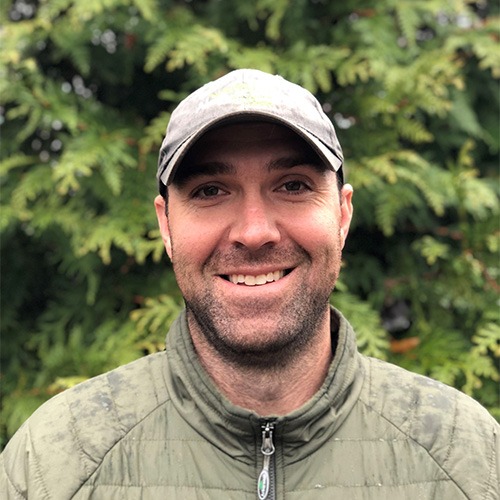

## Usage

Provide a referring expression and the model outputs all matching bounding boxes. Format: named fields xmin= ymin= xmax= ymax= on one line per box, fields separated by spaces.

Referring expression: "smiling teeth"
xmin=229 ymin=270 xmax=285 ymax=286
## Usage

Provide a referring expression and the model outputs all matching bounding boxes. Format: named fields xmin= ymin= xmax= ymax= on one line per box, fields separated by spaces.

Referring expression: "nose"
xmin=228 ymin=196 xmax=281 ymax=250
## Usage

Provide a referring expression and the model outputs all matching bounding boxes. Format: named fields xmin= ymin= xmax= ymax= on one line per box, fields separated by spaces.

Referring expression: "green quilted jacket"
xmin=1 ymin=309 xmax=498 ymax=499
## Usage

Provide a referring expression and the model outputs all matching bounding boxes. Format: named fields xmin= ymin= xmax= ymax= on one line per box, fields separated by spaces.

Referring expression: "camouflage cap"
xmin=157 ymin=69 xmax=344 ymax=190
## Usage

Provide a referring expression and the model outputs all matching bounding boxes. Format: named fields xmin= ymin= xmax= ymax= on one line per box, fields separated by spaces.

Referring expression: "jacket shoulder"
xmin=1 ymin=351 xmax=170 ymax=499
xmin=360 ymin=356 xmax=499 ymax=499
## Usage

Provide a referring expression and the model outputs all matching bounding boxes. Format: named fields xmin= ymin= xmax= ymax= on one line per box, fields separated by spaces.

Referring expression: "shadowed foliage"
xmin=1 ymin=0 xmax=498 ymax=447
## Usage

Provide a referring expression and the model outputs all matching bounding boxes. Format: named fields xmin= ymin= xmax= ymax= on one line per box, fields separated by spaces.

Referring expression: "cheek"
xmin=169 ymin=220 xmax=222 ymax=265
xmin=290 ymin=211 xmax=340 ymax=248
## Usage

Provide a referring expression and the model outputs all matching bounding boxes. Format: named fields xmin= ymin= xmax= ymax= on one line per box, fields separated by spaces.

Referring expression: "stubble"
xmin=174 ymin=242 xmax=342 ymax=369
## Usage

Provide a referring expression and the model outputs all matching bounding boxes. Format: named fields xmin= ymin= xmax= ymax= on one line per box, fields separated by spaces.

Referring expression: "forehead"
xmin=175 ymin=122 xmax=323 ymax=179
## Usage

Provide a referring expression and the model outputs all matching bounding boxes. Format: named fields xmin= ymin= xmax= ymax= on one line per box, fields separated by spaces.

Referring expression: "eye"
xmin=278 ymin=179 xmax=311 ymax=194
xmin=191 ymin=184 xmax=226 ymax=199
xmin=284 ymin=181 xmax=303 ymax=192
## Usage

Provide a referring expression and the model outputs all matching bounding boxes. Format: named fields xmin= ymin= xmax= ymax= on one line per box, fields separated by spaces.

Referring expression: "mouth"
xmin=221 ymin=269 xmax=292 ymax=286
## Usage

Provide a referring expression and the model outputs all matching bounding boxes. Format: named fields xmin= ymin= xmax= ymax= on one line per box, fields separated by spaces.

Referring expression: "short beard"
xmin=184 ymin=281 xmax=332 ymax=370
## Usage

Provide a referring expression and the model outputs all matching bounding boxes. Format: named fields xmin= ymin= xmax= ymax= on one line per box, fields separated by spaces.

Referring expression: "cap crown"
xmin=158 ymin=69 xmax=343 ymax=186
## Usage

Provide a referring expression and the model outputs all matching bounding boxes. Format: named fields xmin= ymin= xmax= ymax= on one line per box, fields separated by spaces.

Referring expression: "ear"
xmin=154 ymin=195 xmax=173 ymax=259
xmin=339 ymin=184 xmax=354 ymax=249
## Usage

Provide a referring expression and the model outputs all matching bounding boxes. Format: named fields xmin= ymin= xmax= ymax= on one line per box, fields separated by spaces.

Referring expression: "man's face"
xmin=155 ymin=122 xmax=353 ymax=366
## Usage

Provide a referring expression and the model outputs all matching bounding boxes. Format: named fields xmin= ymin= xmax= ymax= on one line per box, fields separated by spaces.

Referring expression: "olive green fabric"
xmin=1 ymin=309 xmax=498 ymax=499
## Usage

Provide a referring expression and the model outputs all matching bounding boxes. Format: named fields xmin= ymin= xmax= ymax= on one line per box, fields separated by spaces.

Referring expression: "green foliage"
xmin=1 ymin=0 xmax=499 ymax=448
xmin=332 ymin=283 xmax=390 ymax=360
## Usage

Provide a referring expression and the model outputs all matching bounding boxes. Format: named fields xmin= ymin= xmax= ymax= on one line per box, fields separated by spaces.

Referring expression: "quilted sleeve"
xmin=0 ymin=420 xmax=46 ymax=499
xmin=0 ymin=352 xmax=170 ymax=499
xmin=0 ymin=388 xmax=101 ymax=500
xmin=365 ymin=356 xmax=500 ymax=499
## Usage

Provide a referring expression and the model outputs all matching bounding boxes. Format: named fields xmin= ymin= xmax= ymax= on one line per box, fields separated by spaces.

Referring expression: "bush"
xmin=1 ymin=0 xmax=498 ymax=447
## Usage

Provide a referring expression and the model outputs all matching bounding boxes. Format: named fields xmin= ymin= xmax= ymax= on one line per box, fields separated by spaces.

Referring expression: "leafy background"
xmin=1 ymin=0 xmax=499 ymax=448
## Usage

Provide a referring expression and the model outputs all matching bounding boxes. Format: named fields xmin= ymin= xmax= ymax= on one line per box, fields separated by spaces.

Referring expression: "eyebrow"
xmin=173 ymin=154 xmax=327 ymax=187
xmin=267 ymin=155 xmax=326 ymax=172
xmin=173 ymin=162 xmax=235 ymax=187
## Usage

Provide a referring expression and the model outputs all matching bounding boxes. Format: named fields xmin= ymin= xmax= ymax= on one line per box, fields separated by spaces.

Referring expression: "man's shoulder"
xmin=1 ymin=351 xmax=170 ymax=499
xmin=361 ymin=355 xmax=496 ymax=427
xmin=358 ymin=355 xmax=499 ymax=498
xmin=31 ymin=349 xmax=169 ymax=435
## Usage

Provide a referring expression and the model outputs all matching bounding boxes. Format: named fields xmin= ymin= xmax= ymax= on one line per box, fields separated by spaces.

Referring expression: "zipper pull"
xmin=257 ymin=422 xmax=275 ymax=500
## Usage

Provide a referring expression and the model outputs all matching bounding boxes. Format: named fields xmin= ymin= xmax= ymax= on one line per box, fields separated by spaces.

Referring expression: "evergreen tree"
xmin=1 ymin=0 xmax=498 ymax=447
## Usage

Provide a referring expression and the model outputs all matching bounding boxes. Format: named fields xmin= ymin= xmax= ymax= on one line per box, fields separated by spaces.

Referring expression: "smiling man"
xmin=1 ymin=69 xmax=498 ymax=499
xmin=155 ymin=122 xmax=352 ymax=415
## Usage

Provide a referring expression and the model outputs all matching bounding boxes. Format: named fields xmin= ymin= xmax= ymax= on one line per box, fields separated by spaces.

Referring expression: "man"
xmin=1 ymin=69 xmax=498 ymax=499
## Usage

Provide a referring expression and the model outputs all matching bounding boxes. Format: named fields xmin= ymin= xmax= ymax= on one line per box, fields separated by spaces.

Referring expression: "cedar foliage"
xmin=1 ymin=0 xmax=499 ymax=446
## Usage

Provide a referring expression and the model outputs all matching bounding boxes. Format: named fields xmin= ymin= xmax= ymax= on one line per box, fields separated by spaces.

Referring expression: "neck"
xmin=187 ymin=311 xmax=334 ymax=416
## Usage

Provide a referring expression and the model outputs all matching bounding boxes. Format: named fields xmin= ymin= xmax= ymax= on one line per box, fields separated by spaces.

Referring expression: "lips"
xmin=224 ymin=269 xmax=288 ymax=286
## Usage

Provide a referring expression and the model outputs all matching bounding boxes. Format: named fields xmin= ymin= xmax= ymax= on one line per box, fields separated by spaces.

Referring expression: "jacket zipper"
xmin=257 ymin=421 xmax=276 ymax=500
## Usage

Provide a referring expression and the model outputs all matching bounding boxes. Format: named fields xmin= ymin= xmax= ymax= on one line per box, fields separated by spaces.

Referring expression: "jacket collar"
xmin=163 ymin=307 xmax=364 ymax=464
